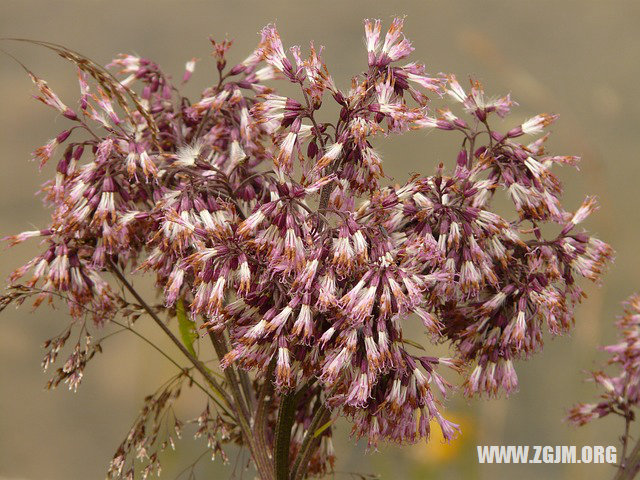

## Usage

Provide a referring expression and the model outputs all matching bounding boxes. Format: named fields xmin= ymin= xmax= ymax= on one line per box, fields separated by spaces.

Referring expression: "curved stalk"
xmin=108 ymin=261 xmax=233 ymax=407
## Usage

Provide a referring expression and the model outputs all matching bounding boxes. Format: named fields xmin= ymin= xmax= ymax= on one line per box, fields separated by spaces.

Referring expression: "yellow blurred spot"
xmin=409 ymin=412 xmax=473 ymax=464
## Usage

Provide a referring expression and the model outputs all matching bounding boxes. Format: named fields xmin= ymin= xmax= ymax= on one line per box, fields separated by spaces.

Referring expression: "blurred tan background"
xmin=1 ymin=1 xmax=640 ymax=479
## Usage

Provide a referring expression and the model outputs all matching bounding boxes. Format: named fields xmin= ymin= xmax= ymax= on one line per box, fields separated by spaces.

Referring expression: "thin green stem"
xmin=208 ymin=333 xmax=252 ymax=425
xmin=209 ymin=327 xmax=255 ymax=411
xmin=108 ymin=318 xmax=234 ymax=419
xmin=240 ymin=367 xmax=256 ymax=411
xmin=109 ymin=261 xmax=273 ymax=477
xmin=290 ymin=404 xmax=330 ymax=480
xmin=208 ymin=332 xmax=272 ymax=479
xmin=107 ymin=260 xmax=234 ymax=409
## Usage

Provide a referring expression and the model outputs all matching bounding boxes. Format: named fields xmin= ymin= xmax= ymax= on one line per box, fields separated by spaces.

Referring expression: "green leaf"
xmin=313 ymin=419 xmax=334 ymax=438
xmin=176 ymin=298 xmax=198 ymax=357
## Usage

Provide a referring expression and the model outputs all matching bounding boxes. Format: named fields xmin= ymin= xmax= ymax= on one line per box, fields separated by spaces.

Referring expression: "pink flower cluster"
xmin=568 ymin=295 xmax=640 ymax=426
xmin=4 ymin=17 xmax=612 ymax=477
